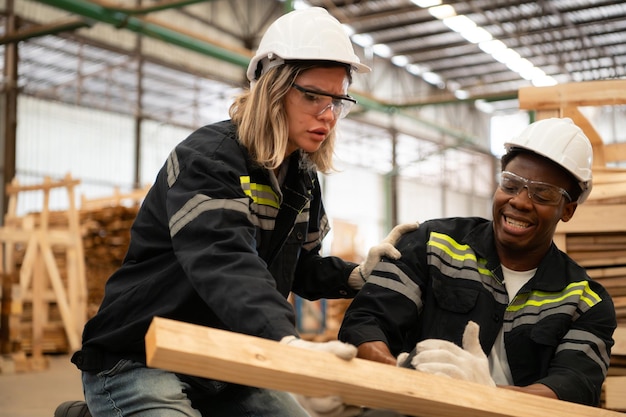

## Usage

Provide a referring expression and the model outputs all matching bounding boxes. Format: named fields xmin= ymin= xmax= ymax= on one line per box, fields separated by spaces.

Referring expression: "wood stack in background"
xmin=0 ymin=180 xmax=146 ymax=373
xmin=80 ymin=205 xmax=140 ymax=318
xmin=520 ymin=80 xmax=626 ymax=411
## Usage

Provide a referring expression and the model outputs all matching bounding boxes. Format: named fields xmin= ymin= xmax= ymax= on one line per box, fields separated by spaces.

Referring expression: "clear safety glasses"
xmin=291 ymin=83 xmax=357 ymax=119
xmin=499 ymin=171 xmax=572 ymax=206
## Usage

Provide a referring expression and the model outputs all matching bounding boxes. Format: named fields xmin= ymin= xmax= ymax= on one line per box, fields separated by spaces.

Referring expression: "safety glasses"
xmin=291 ymin=83 xmax=357 ymax=119
xmin=499 ymin=171 xmax=571 ymax=205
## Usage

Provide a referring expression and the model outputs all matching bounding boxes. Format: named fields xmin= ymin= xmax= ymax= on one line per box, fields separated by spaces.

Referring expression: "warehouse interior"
xmin=1 ymin=0 xmax=626 ymax=415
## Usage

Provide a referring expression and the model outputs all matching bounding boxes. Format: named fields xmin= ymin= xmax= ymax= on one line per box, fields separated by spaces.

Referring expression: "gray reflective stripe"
xmin=556 ymin=334 xmax=609 ymax=374
xmin=295 ymin=210 xmax=309 ymax=224
xmin=250 ymin=201 xmax=279 ymax=218
xmin=566 ymin=329 xmax=611 ymax=369
xmin=169 ymin=194 xmax=251 ymax=237
xmin=303 ymin=230 xmax=319 ymax=251
xmin=502 ymin=302 xmax=583 ymax=332
xmin=302 ymin=212 xmax=328 ymax=251
xmin=508 ymin=281 xmax=601 ymax=314
xmin=427 ymin=240 xmax=507 ymax=305
xmin=166 ymin=150 xmax=180 ymax=187
xmin=367 ymin=262 xmax=423 ymax=312
xmin=503 ymin=281 xmax=604 ymax=332
xmin=256 ymin=217 xmax=276 ymax=231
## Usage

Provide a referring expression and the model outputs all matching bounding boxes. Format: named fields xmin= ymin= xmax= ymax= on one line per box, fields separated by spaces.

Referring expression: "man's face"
xmin=492 ymin=152 xmax=578 ymax=269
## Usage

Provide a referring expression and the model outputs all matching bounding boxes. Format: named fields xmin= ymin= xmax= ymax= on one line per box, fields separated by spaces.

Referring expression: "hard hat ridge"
xmin=504 ymin=117 xmax=594 ymax=203
xmin=247 ymin=7 xmax=371 ymax=83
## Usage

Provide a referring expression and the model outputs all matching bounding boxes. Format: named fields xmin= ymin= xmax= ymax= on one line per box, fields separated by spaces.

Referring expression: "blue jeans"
xmin=82 ymin=359 xmax=310 ymax=417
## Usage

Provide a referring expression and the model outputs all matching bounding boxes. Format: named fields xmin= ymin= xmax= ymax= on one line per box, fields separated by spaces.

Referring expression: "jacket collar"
xmin=465 ymin=221 xmax=569 ymax=292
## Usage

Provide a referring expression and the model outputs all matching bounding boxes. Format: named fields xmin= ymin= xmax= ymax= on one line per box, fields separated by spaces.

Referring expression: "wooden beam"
xmin=613 ymin=326 xmax=626 ymax=356
xmin=518 ymin=80 xmax=626 ymax=109
xmin=604 ymin=376 xmax=626 ymax=411
xmin=145 ymin=317 xmax=622 ymax=417
xmin=561 ymin=107 xmax=605 ymax=166
xmin=603 ymin=143 xmax=626 ymax=164
xmin=557 ymin=204 xmax=626 ymax=234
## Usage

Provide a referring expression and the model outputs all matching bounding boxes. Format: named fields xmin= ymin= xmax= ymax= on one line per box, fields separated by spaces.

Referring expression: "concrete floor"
xmin=0 ymin=354 xmax=84 ymax=417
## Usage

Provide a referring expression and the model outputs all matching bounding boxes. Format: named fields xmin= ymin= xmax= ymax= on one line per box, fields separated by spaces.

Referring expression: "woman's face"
xmin=284 ymin=66 xmax=350 ymax=156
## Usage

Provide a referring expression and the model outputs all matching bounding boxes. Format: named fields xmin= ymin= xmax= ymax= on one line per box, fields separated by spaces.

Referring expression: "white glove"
xmin=396 ymin=352 xmax=409 ymax=367
xmin=281 ymin=337 xmax=361 ymax=417
xmin=280 ymin=336 xmax=357 ymax=360
xmin=293 ymin=393 xmax=362 ymax=417
xmin=410 ymin=321 xmax=495 ymax=387
xmin=349 ymin=222 xmax=419 ymax=290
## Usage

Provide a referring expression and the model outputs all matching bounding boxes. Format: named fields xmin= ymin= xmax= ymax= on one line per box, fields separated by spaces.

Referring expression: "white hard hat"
xmin=504 ymin=117 xmax=593 ymax=203
xmin=247 ymin=7 xmax=371 ymax=82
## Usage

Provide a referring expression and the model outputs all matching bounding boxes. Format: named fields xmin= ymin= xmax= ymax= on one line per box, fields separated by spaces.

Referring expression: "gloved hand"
xmin=293 ymin=393 xmax=362 ymax=417
xmin=349 ymin=222 xmax=419 ymax=290
xmin=409 ymin=321 xmax=495 ymax=387
xmin=280 ymin=335 xmax=357 ymax=360
xmin=396 ymin=352 xmax=409 ymax=367
xmin=281 ymin=337 xmax=361 ymax=416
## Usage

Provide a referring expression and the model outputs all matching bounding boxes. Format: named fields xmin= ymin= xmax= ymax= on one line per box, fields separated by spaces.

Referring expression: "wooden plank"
xmin=604 ymin=376 xmax=626 ymax=410
xmin=613 ymin=327 xmax=626 ymax=356
xmin=587 ymin=266 xmax=626 ymax=279
xmin=588 ymin=183 xmax=626 ymax=202
xmin=553 ymin=233 xmax=566 ymax=252
xmin=557 ymin=204 xmax=626 ymax=233
xmin=560 ymin=107 xmax=605 ymax=166
xmin=603 ymin=143 xmax=626 ymax=164
xmin=518 ymin=80 xmax=626 ymax=110
xmin=145 ymin=317 xmax=623 ymax=417
xmin=561 ymin=107 xmax=603 ymax=146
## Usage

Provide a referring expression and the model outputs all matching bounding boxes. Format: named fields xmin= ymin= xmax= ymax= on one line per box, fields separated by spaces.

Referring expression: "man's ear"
xmin=560 ymin=201 xmax=578 ymax=222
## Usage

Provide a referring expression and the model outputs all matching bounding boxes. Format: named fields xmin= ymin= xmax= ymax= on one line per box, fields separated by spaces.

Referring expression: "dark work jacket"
xmin=73 ymin=120 xmax=357 ymax=374
xmin=340 ymin=217 xmax=616 ymax=406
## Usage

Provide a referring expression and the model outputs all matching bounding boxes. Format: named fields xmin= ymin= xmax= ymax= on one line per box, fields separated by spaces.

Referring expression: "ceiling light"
xmin=406 ymin=63 xmax=426 ymax=75
xmin=454 ymin=90 xmax=470 ymax=100
xmin=505 ymin=57 xmax=533 ymax=72
xmin=428 ymin=5 xmax=456 ymax=19
xmin=532 ymin=74 xmax=557 ymax=87
xmin=351 ymin=33 xmax=373 ymax=47
xmin=391 ymin=55 xmax=410 ymax=67
xmin=373 ymin=44 xmax=392 ymax=58
xmin=443 ymin=15 xmax=475 ymax=33
xmin=520 ymin=66 xmax=545 ymax=81
xmin=411 ymin=0 xmax=441 ymax=7
xmin=422 ymin=71 xmax=443 ymax=86
xmin=491 ymin=48 xmax=520 ymax=65
xmin=461 ymin=27 xmax=492 ymax=44
xmin=478 ymin=39 xmax=507 ymax=54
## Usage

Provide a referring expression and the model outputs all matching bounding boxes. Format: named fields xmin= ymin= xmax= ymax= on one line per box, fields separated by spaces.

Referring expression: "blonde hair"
xmin=229 ymin=61 xmax=351 ymax=173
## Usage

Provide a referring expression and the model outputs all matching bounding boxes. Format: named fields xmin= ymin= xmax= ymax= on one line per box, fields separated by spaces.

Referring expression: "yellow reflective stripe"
xmin=428 ymin=232 xmax=491 ymax=275
xmin=240 ymin=176 xmax=279 ymax=209
xmin=508 ymin=281 xmax=602 ymax=312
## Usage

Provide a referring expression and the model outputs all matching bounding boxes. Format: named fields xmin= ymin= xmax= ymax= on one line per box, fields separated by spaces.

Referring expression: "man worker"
xmin=336 ymin=117 xmax=616 ymax=414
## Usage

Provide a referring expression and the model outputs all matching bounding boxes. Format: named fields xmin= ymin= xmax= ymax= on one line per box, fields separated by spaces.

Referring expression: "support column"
xmin=2 ymin=0 xmax=19 ymax=224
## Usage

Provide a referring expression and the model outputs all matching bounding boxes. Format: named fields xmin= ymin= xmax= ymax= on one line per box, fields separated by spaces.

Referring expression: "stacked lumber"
xmin=80 ymin=205 xmax=139 ymax=317
xmin=0 ymin=182 xmax=146 ymax=369
xmin=520 ymin=80 xmax=626 ymax=412
xmin=0 ymin=175 xmax=86 ymax=371
xmin=556 ymin=169 xmax=626 ymax=325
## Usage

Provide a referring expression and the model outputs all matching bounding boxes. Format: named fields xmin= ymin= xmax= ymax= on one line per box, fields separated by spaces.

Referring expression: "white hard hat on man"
xmin=247 ymin=7 xmax=370 ymax=83
xmin=504 ymin=117 xmax=593 ymax=203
